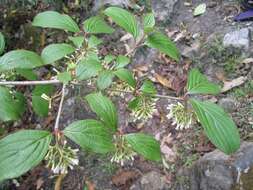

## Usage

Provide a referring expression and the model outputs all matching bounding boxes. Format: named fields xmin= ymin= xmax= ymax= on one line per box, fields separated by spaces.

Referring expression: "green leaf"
xmin=0 ymin=130 xmax=52 ymax=181
xmin=76 ymin=58 xmax=102 ymax=80
xmin=85 ymin=93 xmax=118 ymax=131
xmin=114 ymin=55 xmax=130 ymax=69
xmin=32 ymin=85 xmax=54 ymax=117
xmin=88 ymin=35 xmax=103 ymax=48
xmin=128 ymin=97 xmax=140 ymax=110
xmin=190 ymin=99 xmax=240 ymax=154
xmin=83 ymin=16 xmax=114 ymax=34
xmin=187 ymin=68 xmax=220 ymax=95
xmin=143 ymin=12 xmax=155 ymax=33
xmin=140 ymin=80 xmax=157 ymax=95
xmin=0 ymin=32 xmax=5 ymax=55
xmin=97 ymin=70 xmax=114 ymax=90
xmin=146 ymin=31 xmax=179 ymax=61
xmin=114 ymin=68 xmax=136 ymax=87
xmin=104 ymin=7 xmax=139 ymax=38
xmin=57 ymin=71 xmax=72 ymax=84
xmin=64 ymin=119 xmax=114 ymax=153
xmin=0 ymin=50 xmax=44 ymax=71
xmin=32 ymin=11 xmax=80 ymax=33
xmin=69 ymin=36 xmax=84 ymax=48
xmin=104 ymin=54 xmax=116 ymax=64
xmin=16 ymin=69 xmax=38 ymax=80
xmin=193 ymin=3 xmax=206 ymax=16
xmin=125 ymin=133 xmax=161 ymax=161
xmin=41 ymin=43 xmax=75 ymax=64
xmin=0 ymin=87 xmax=26 ymax=122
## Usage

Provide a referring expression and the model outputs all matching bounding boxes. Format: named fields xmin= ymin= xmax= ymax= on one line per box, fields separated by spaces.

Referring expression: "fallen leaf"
xmin=112 ymin=170 xmax=139 ymax=186
xmin=154 ymin=73 xmax=172 ymax=88
xmin=160 ymin=133 xmax=177 ymax=162
xmin=36 ymin=178 xmax=44 ymax=190
xmin=193 ymin=3 xmax=206 ymax=16
xmin=221 ymin=76 xmax=247 ymax=93
xmin=85 ymin=180 xmax=95 ymax=190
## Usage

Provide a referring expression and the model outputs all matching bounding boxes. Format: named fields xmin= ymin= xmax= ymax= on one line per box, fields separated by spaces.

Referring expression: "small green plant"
xmin=0 ymin=6 xmax=240 ymax=187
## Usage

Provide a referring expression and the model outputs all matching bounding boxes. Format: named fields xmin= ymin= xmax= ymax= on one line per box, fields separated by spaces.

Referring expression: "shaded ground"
xmin=0 ymin=0 xmax=253 ymax=190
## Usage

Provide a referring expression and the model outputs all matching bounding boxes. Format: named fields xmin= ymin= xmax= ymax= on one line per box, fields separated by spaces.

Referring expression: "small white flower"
xmin=45 ymin=143 xmax=79 ymax=174
xmin=131 ymin=96 xmax=157 ymax=121
xmin=167 ymin=102 xmax=193 ymax=130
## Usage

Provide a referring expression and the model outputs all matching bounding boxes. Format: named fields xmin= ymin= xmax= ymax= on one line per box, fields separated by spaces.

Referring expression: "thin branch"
xmin=108 ymin=88 xmax=184 ymax=101
xmin=153 ymin=94 xmax=184 ymax=101
xmin=0 ymin=79 xmax=61 ymax=86
xmin=54 ymin=84 xmax=66 ymax=131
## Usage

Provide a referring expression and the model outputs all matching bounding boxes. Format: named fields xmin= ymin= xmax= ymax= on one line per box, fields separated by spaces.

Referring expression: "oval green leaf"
xmin=69 ymin=36 xmax=85 ymax=48
xmin=114 ymin=55 xmax=130 ymax=69
xmin=114 ymin=68 xmax=136 ymax=87
xmin=0 ymin=50 xmax=44 ymax=71
xmin=140 ymin=80 xmax=157 ymax=95
xmin=32 ymin=11 xmax=80 ymax=33
xmin=83 ymin=16 xmax=114 ymax=34
xmin=32 ymin=85 xmax=54 ymax=117
xmin=104 ymin=7 xmax=139 ymax=38
xmin=143 ymin=12 xmax=155 ymax=33
xmin=190 ymin=99 xmax=240 ymax=154
xmin=125 ymin=133 xmax=161 ymax=161
xmin=187 ymin=68 xmax=220 ymax=95
xmin=64 ymin=119 xmax=114 ymax=153
xmin=146 ymin=31 xmax=179 ymax=61
xmin=85 ymin=93 xmax=118 ymax=131
xmin=0 ymin=87 xmax=26 ymax=122
xmin=97 ymin=70 xmax=114 ymax=90
xmin=0 ymin=130 xmax=52 ymax=181
xmin=41 ymin=43 xmax=75 ymax=64
xmin=76 ymin=58 xmax=102 ymax=80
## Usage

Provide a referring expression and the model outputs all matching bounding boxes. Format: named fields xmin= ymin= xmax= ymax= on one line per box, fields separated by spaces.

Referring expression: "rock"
xmin=223 ymin=28 xmax=251 ymax=50
xmin=181 ymin=41 xmax=201 ymax=58
xmin=59 ymin=85 xmax=94 ymax=129
xmin=92 ymin=0 xmax=130 ymax=11
xmin=92 ymin=0 xmax=179 ymax=23
xmin=152 ymin=0 xmax=179 ymax=23
xmin=218 ymin=97 xmax=238 ymax=113
xmin=176 ymin=142 xmax=253 ymax=190
xmin=130 ymin=171 xmax=167 ymax=190
xmin=132 ymin=47 xmax=158 ymax=66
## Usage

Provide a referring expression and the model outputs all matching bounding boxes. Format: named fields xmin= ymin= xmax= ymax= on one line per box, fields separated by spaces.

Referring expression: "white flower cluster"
xmin=108 ymin=81 xmax=135 ymax=97
xmin=131 ymin=96 xmax=157 ymax=121
xmin=167 ymin=102 xmax=193 ymax=130
xmin=111 ymin=136 xmax=136 ymax=166
xmin=45 ymin=142 xmax=79 ymax=174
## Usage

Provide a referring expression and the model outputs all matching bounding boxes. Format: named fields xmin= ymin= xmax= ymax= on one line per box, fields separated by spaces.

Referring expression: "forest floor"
xmin=0 ymin=0 xmax=253 ymax=190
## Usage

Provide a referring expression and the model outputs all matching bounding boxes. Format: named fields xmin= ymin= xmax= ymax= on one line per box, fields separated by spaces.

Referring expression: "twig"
xmin=0 ymin=79 xmax=61 ymax=86
xmin=108 ymin=88 xmax=184 ymax=101
xmin=54 ymin=84 xmax=66 ymax=132
xmin=153 ymin=94 xmax=184 ymax=101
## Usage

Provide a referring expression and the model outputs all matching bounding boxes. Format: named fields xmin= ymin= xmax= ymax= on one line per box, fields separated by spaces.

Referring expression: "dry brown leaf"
xmin=160 ymin=133 xmax=177 ymax=162
xmin=112 ymin=170 xmax=139 ymax=186
xmin=36 ymin=178 xmax=44 ymax=190
xmin=221 ymin=76 xmax=247 ymax=93
xmin=215 ymin=70 xmax=226 ymax=82
xmin=154 ymin=73 xmax=172 ymax=88
xmin=85 ymin=180 xmax=96 ymax=190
